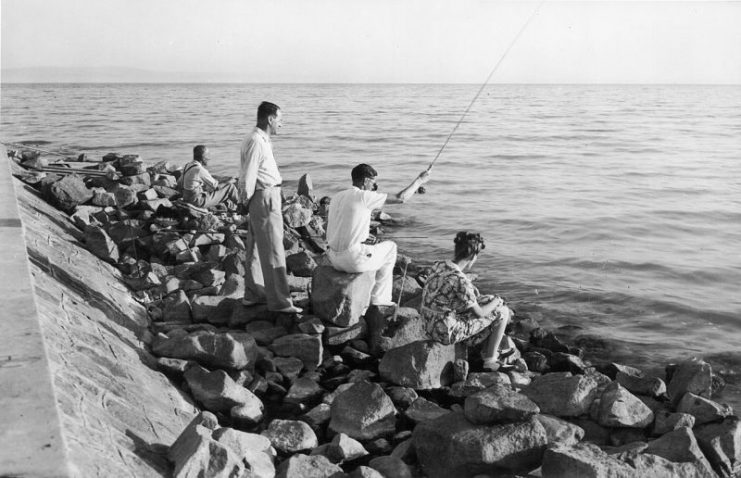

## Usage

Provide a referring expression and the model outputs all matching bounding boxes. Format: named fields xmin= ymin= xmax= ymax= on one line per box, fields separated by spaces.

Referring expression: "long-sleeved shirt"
xmin=238 ymin=127 xmax=282 ymax=202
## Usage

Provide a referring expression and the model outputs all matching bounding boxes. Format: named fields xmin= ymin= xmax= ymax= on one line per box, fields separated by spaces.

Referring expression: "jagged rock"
xmin=45 ymin=174 xmax=94 ymax=212
xmin=311 ymin=265 xmax=374 ymax=327
xmin=153 ymin=330 xmax=258 ymax=370
xmin=666 ymin=358 xmax=714 ymax=406
xmin=212 ymin=428 xmax=275 ymax=478
xmin=311 ymin=433 xmax=368 ymax=464
xmin=450 ymin=372 xmax=512 ymax=398
xmin=286 ymin=251 xmax=317 ymax=277
xmin=168 ymin=419 xmax=244 ymax=478
xmin=413 ymin=412 xmax=548 ymax=477
xmin=676 ymin=392 xmax=733 ymax=425
xmin=653 ymin=410 xmax=696 ymax=436
xmin=283 ymin=199 xmax=313 ymax=228
xmin=92 ymin=188 xmax=117 ymax=207
xmin=191 ymin=295 xmax=226 ymax=322
xmin=392 ymin=275 xmax=423 ymax=306
xmin=162 ymin=290 xmax=192 ymax=322
xmin=549 ymin=352 xmax=590 ymax=374
xmin=157 ymin=357 xmax=192 ymax=375
xmin=522 ymin=372 xmax=602 ymax=417
xmin=285 ymin=377 xmax=325 ymax=405
xmin=301 ymin=403 xmax=332 ymax=432
xmin=349 ymin=466 xmax=385 ymax=478
xmin=694 ymin=417 xmax=741 ymax=478
xmin=379 ymin=340 xmax=456 ymax=390
xmin=297 ymin=173 xmax=313 ymax=199
xmin=464 ymin=383 xmax=540 ymax=425
xmin=138 ymin=188 xmax=158 ymax=201
xmin=592 ymin=382 xmax=654 ymax=428
xmin=325 ymin=320 xmax=367 ymax=346
xmin=645 ymin=426 xmax=715 ymax=476
xmin=83 ymin=224 xmax=119 ymax=263
xmin=275 ymin=454 xmax=343 ymax=478
xmin=298 ymin=317 xmax=325 ymax=335
xmin=367 ymin=456 xmax=413 ymax=478
xmin=535 ymin=414 xmax=585 ymax=446
xmin=113 ymin=185 xmax=138 ymax=207
xmin=387 ymin=386 xmax=418 ymax=410
xmin=270 ymin=334 xmax=323 ymax=371
xmin=366 ymin=306 xmax=427 ymax=356
xmin=404 ymin=397 xmax=450 ymax=424
xmin=619 ymin=451 xmax=718 ymax=478
xmin=523 ymin=351 xmax=550 ymax=373
xmin=120 ymin=171 xmax=151 ymax=187
xmin=273 ymin=356 xmax=304 ymax=380
xmin=184 ymin=365 xmax=264 ymax=418
xmin=542 ymin=442 xmax=634 ymax=477
xmin=329 ymin=381 xmax=397 ymax=441
xmin=70 ymin=205 xmax=103 ymax=229
xmin=616 ymin=369 xmax=667 ymax=397
xmin=262 ymin=419 xmax=318 ymax=454
xmin=206 ymin=244 xmax=228 ymax=262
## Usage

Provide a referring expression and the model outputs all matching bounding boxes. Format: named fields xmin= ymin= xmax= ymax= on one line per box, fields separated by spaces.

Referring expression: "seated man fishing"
xmin=179 ymin=144 xmax=239 ymax=210
xmin=325 ymin=163 xmax=430 ymax=308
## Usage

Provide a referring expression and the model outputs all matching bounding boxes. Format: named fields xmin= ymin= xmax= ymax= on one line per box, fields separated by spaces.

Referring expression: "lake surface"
xmin=2 ymin=82 xmax=740 ymax=408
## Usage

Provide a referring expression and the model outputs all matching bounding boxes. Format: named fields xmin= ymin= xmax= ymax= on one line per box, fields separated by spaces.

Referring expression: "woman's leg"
xmin=482 ymin=306 xmax=512 ymax=365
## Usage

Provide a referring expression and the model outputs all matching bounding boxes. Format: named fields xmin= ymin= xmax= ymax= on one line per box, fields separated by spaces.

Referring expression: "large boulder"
xmin=541 ymin=442 xmax=634 ymax=478
xmin=329 ymin=381 xmax=397 ymax=441
xmin=270 ymin=333 xmax=323 ymax=371
xmin=644 ymin=426 xmax=716 ymax=476
xmin=212 ymin=428 xmax=275 ymax=478
xmin=83 ymin=225 xmax=119 ymax=263
xmin=262 ymin=419 xmax=318 ymax=454
xmin=667 ymin=358 xmax=714 ymax=407
xmin=168 ymin=414 xmax=244 ymax=478
xmin=153 ymin=330 xmax=258 ymax=370
xmin=379 ymin=340 xmax=456 ymax=390
xmin=694 ymin=417 xmax=741 ymax=478
xmin=275 ymin=454 xmax=343 ymax=478
xmin=311 ymin=265 xmax=374 ymax=327
xmin=615 ymin=368 xmax=667 ymax=398
xmin=534 ymin=414 xmax=585 ymax=446
xmin=412 ymin=412 xmax=548 ymax=477
xmin=311 ymin=432 xmax=368 ymax=464
xmin=184 ymin=365 xmax=264 ymax=419
xmin=286 ymin=251 xmax=317 ymax=277
xmin=522 ymin=372 xmax=602 ymax=417
xmin=366 ymin=306 xmax=427 ymax=356
xmin=404 ymin=397 xmax=450 ymax=424
xmin=45 ymin=174 xmax=94 ymax=213
xmin=676 ymin=392 xmax=733 ymax=426
xmin=464 ymin=383 xmax=540 ymax=425
xmin=592 ymin=382 xmax=654 ymax=428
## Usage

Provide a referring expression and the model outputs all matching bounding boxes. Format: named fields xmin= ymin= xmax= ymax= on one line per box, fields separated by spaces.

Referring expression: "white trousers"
xmin=328 ymin=241 xmax=397 ymax=305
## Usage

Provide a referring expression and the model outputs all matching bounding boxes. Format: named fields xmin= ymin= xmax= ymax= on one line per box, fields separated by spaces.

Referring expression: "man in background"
xmin=326 ymin=163 xmax=430 ymax=308
xmin=238 ymin=101 xmax=301 ymax=314
xmin=179 ymin=145 xmax=239 ymax=209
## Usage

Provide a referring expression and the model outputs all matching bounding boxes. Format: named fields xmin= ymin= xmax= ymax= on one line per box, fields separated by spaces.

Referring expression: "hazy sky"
xmin=2 ymin=0 xmax=740 ymax=83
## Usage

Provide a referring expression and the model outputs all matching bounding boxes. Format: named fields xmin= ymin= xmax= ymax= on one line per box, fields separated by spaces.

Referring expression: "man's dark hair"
xmin=257 ymin=101 xmax=280 ymax=122
xmin=453 ymin=231 xmax=486 ymax=262
xmin=193 ymin=144 xmax=207 ymax=162
xmin=351 ymin=163 xmax=378 ymax=183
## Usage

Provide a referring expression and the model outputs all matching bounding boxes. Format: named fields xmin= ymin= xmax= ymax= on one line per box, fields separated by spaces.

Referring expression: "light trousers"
xmin=243 ymin=188 xmax=292 ymax=310
xmin=328 ymin=241 xmax=397 ymax=305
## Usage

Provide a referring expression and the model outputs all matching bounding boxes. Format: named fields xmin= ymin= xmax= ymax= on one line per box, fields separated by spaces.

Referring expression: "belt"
xmin=255 ymin=182 xmax=282 ymax=191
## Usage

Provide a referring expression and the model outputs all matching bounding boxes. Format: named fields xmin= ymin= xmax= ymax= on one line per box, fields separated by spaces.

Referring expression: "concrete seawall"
xmin=0 ymin=145 xmax=197 ymax=476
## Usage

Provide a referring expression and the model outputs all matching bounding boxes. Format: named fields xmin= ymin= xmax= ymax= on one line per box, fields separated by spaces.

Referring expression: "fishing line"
xmin=428 ymin=0 xmax=546 ymax=169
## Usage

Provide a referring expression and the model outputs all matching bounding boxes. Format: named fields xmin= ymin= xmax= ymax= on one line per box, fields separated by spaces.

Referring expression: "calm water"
xmin=2 ymin=83 xmax=740 ymax=407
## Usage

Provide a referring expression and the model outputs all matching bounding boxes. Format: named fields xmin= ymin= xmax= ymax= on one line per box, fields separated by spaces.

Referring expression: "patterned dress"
xmin=420 ymin=260 xmax=507 ymax=346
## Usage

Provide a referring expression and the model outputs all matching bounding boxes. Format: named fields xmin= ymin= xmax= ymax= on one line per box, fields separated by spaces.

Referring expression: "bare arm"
xmin=468 ymin=296 xmax=505 ymax=318
xmin=385 ymin=167 xmax=431 ymax=205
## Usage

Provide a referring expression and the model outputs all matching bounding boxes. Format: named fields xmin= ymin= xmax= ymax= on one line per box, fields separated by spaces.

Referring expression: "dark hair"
xmin=257 ymin=101 xmax=280 ymax=122
xmin=351 ymin=163 xmax=378 ymax=183
xmin=454 ymin=231 xmax=486 ymax=262
xmin=193 ymin=144 xmax=207 ymax=162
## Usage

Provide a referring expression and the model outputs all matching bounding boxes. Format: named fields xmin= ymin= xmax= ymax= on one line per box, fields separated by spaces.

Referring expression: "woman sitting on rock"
xmin=420 ymin=231 xmax=514 ymax=371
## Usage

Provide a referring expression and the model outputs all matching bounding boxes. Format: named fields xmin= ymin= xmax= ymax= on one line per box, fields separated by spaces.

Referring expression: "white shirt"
xmin=239 ymin=127 xmax=283 ymax=202
xmin=326 ymin=187 xmax=387 ymax=252
xmin=180 ymin=160 xmax=218 ymax=197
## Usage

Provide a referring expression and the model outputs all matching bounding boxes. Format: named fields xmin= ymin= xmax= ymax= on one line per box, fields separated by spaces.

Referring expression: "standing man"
xmin=326 ymin=163 xmax=430 ymax=308
xmin=238 ymin=101 xmax=301 ymax=313
xmin=179 ymin=145 xmax=239 ymax=209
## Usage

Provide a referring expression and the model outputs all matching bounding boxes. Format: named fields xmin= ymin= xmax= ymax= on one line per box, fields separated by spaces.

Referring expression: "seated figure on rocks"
xmin=421 ymin=231 xmax=514 ymax=371
xmin=179 ymin=145 xmax=239 ymax=210
xmin=326 ymin=163 xmax=430 ymax=308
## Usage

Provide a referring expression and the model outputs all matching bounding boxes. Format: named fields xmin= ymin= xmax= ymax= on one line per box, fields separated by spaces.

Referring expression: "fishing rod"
xmin=427 ymin=0 xmax=546 ymax=170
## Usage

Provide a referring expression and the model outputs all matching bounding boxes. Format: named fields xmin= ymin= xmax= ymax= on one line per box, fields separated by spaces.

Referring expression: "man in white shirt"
xmin=180 ymin=145 xmax=239 ymax=209
xmin=238 ymin=102 xmax=301 ymax=314
xmin=326 ymin=163 xmax=430 ymax=307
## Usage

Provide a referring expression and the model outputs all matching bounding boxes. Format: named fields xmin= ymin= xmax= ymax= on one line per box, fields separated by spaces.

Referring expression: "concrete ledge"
xmin=0 ymin=144 xmax=72 ymax=476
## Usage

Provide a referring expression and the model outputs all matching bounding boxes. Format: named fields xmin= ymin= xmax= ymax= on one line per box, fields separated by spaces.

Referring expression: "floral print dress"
xmin=420 ymin=260 xmax=507 ymax=346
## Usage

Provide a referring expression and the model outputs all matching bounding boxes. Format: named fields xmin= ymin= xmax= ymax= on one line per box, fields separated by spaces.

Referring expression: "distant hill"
xmin=1 ymin=66 xmax=247 ymax=83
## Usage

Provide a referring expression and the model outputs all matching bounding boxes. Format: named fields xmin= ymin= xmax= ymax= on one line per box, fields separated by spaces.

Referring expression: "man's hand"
xmin=417 ymin=167 xmax=432 ymax=185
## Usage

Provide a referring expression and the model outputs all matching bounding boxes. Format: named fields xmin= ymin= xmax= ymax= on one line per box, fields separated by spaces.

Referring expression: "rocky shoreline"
xmin=6 ymin=147 xmax=740 ymax=478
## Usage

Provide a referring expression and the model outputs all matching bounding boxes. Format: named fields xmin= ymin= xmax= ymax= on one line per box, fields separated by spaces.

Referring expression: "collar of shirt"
xmin=445 ymin=260 xmax=463 ymax=273
xmin=254 ymin=126 xmax=271 ymax=144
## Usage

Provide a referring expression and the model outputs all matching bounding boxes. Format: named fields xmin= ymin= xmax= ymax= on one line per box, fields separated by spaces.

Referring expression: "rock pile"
xmin=7 ymin=148 xmax=740 ymax=478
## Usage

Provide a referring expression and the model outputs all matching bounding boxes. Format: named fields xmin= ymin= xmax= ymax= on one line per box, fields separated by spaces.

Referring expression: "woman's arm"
xmin=468 ymin=296 xmax=505 ymax=318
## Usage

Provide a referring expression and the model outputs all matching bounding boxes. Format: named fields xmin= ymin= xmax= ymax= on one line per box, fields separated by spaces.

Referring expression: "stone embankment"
xmin=2 ymin=146 xmax=740 ymax=478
